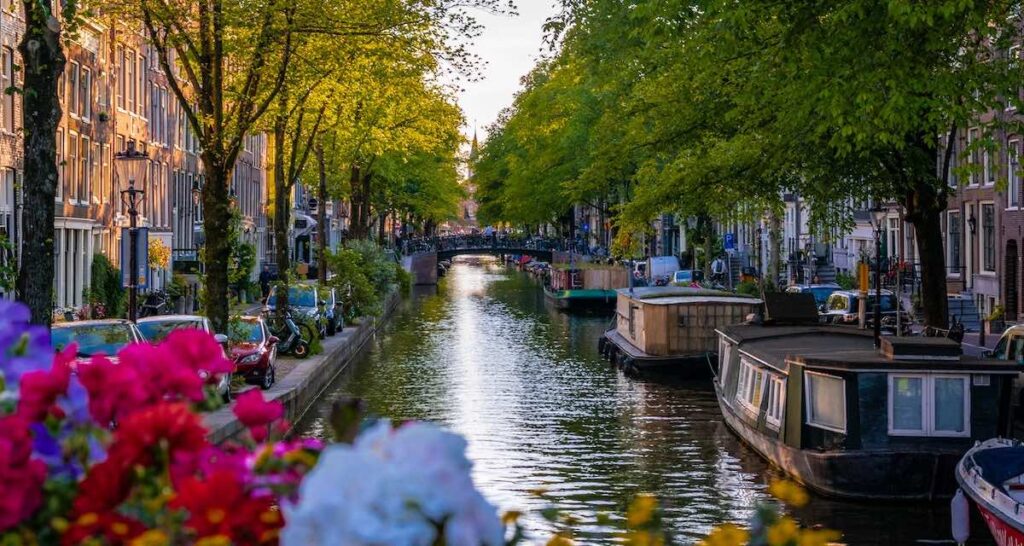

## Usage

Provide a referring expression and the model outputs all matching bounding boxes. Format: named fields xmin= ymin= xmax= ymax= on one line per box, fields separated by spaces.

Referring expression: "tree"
xmin=17 ymin=0 xmax=76 ymax=325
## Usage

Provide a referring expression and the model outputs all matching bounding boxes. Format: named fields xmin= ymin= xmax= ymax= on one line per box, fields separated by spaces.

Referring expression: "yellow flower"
xmin=283 ymin=449 xmax=318 ymax=468
xmin=502 ymin=510 xmax=522 ymax=525
xmin=798 ymin=528 xmax=842 ymax=546
xmin=768 ymin=480 xmax=809 ymax=508
xmin=76 ymin=513 xmax=99 ymax=527
xmin=206 ymin=508 xmax=227 ymax=524
xmin=625 ymin=530 xmax=666 ymax=546
xmin=50 ymin=517 xmax=69 ymax=533
xmin=699 ymin=523 xmax=750 ymax=546
xmin=546 ymin=532 xmax=574 ymax=546
xmin=626 ymin=494 xmax=658 ymax=528
xmin=766 ymin=517 xmax=800 ymax=546
xmin=195 ymin=536 xmax=231 ymax=546
xmin=260 ymin=510 xmax=282 ymax=525
xmin=110 ymin=522 xmax=130 ymax=537
xmin=130 ymin=530 xmax=171 ymax=546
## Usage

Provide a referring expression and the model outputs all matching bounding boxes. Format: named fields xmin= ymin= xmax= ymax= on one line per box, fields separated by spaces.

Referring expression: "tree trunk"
xmin=348 ymin=163 xmax=363 ymax=239
xmin=316 ymin=139 xmax=327 ymax=285
xmin=17 ymin=4 xmax=65 ymax=326
xmin=273 ymin=111 xmax=290 ymax=315
xmin=202 ymin=162 xmax=233 ymax=333
xmin=905 ymin=184 xmax=949 ymax=328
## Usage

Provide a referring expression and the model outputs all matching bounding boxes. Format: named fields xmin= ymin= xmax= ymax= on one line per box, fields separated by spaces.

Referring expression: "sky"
xmin=458 ymin=2 xmax=561 ymax=142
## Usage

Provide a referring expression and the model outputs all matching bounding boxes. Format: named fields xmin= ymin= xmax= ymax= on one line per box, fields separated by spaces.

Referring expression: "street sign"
xmin=121 ymin=227 xmax=150 ymax=289
xmin=724 ymin=232 xmax=736 ymax=251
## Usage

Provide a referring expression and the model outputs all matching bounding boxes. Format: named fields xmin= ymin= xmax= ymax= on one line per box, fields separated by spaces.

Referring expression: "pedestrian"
xmin=259 ymin=265 xmax=273 ymax=302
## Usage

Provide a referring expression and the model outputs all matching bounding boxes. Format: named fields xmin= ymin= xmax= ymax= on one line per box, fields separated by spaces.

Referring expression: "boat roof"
xmin=616 ymin=286 xmax=761 ymax=305
xmin=52 ymin=319 xmax=132 ymax=328
xmin=717 ymin=324 xmax=1018 ymax=373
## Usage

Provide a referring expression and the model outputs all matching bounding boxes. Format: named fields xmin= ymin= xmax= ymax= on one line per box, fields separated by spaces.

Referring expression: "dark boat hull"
xmin=543 ymin=288 xmax=616 ymax=311
xmin=599 ymin=329 xmax=715 ymax=380
xmin=715 ymin=381 xmax=962 ymax=500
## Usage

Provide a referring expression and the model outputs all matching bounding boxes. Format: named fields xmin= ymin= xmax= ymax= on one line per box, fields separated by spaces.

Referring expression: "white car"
xmin=136 ymin=315 xmax=232 ymax=402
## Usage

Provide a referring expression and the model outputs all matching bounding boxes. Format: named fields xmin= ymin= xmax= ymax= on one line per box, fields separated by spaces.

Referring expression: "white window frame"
xmin=969 ymin=128 xmax=981 ymax=186
xmin=68 ymin=61 xmax=79 ymax=118
xmin=79 ymin=66 xmax=91 ymax=121
xmin=1010 ymin=139 xmax=1021 ymax=210
xmin=887 ymin=374 xmax=971 ymax=438
xmin=804 ymin=370 xmax=847 ymax=434
xmin=736 ymin=357 xmax=766 ymax=416
xmin=981 ymin=202 xmax=996 ymax=273
xmin=947 ymin=210 xmax=962 ymax=277
xmin=766 ymin=374 xmax=786 ymax=429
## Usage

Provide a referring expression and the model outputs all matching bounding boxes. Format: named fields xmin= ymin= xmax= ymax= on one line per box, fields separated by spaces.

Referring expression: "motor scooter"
xmin=262 ymin=307 xmax=310 ymax=358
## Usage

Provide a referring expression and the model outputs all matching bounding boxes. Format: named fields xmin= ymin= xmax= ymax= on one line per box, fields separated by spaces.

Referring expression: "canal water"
xmin=297 ymin=257 xmax=977 ymax=545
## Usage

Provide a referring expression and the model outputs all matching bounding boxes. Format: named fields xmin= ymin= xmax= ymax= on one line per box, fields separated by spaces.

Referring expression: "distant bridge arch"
xmin=401 ymin=246 xmax=563 ymax=285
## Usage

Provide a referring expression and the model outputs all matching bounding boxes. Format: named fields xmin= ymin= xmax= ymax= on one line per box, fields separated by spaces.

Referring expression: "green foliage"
xmin=166 ymin=273 xmax=189 ymax=300
xmin=835 ymin=271 xmax=856 ymax=290
xmin=89 ymin=255 xmax=124 ymax=318
xmin=227 ymin=209 xmax=257 ymax=294
xmin=325 ymin=240 xmax=398 ymax=317
xmin=395 ymin=262 xmax=412 ymax=295
xmin=735 ymin=280 xmax=760 ymax=298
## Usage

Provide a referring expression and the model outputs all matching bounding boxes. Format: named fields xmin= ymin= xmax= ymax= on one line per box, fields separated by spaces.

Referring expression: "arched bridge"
xmin=401 ymin=246 xmax=564 ymax=285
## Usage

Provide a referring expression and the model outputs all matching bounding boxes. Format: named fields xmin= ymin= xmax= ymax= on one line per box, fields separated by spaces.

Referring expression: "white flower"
xmin=282 ymin=420 xmax=504 ymax=546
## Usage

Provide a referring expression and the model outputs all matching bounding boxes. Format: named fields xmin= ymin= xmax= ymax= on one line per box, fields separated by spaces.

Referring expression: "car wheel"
xmin=261 ymin=365 xmax=275 ymax=390
xmin=326 ymin=319 xmax=336 ymax=336
xmin=293 ymin=341 xmax=310 ymax=359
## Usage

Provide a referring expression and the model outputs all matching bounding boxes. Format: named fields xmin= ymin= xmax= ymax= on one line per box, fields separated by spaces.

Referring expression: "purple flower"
xmin=0 ymin=301 xmax=54 ymax=392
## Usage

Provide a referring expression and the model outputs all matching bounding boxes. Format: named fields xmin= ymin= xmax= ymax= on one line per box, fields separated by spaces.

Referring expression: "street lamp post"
xmin=115 ymin=141 xmax=149 ymax=323
xmin=870 ymin=203 xmax=887 ymax=348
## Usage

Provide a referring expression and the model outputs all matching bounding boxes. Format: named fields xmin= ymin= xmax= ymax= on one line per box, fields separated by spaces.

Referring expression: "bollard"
xmin=979 ymin=319 xmax=986 ymax=348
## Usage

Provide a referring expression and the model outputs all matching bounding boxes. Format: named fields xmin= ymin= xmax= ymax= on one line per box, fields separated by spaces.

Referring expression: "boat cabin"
xmin=715 ymin=323 xmax=1019 ymax=499
xmin=548 ymin=264 xmax=629 ymax=292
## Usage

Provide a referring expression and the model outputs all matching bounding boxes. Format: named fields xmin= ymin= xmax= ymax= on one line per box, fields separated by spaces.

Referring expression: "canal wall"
xmin=204 ymin=289 xmax=401 ymax=444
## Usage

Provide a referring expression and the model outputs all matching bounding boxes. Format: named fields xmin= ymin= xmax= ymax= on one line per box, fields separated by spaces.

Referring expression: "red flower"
xmin=77 ymin=355 xmax=147 ymax=425
xmin=72 ymin=403 xmax=209 ymax=515
xmin=162 ymin=328 xmax=235 ymax=376
xmin=118 ymin=343 xmax=205 ymax=404
xmin=233 ymin=390 xmax=284 ymax=442
xmin=17 ymin=351 xmax=72 ymax=421
xmin=61 ymin=511 xmax=146 ymax=546
xmin=0 ymin=415 xmax=47 ymax=531
xmin=170 ymin=470 xmax=282 ymax=543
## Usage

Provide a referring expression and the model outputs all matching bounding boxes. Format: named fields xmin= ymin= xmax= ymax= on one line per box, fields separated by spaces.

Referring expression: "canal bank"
xmin=203 ymin=289 xmax=401 ymax=444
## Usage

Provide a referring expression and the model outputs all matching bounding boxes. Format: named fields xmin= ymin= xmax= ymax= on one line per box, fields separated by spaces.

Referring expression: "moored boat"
xmin=715 ymin=309 xmax=1018 ymax=500
xmin=544 ymin=263 xmax=627 ymax=311
xmin=956 ymin=438 xmax=1024 ymax=546
xmin=598 ymin=286 xmax=761 ymax=378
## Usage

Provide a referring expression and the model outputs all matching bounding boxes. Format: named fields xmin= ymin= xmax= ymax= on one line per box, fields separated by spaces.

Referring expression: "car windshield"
xmin=137 ymin=319 xmax=203 ymax=343
xmin=267 ymin=286 xmax=317 ymax=308
xmin=229 ymin=321 xmax=263 ymax=344
xmin=52 ymin=324 xmax=134 ymax=357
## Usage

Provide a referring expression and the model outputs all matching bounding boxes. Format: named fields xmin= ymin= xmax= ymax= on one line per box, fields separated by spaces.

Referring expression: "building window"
xmin=969 ymin=128 xmax=981 ymax=185
xmin=804 ymin=371 xmax=846 ymax=433
xmin=56 ymin=129 xmax=64 ymax=201
xmin=1010 ymin=140 xmax=1021 ymax=209
xmin=765 ymin=374 xmax=786 ymax=429
xmin=888 ymin=375 xmax=969 ymax=437
xmin=948 ymin=211 xmax=961 ymax=275
xmin=116 ymin=46 xmax=125 ymax=110
xmin=1 ymin=47 xmax=13 ymax=132
xmin=982 ymin=203 xmax=995 ymax=272
xmin=985 ymin=149 xmax=995 ymax=185
xmin=137 ymin=54 xmax=145 ymax=116
xmin=80 ymin=136 xmax=90 ymax=204
xmin=126 ymin=49 xmax=135 ymax=113
xmin=68 ymin=62 xmax=79 ymax=117
xmin=67 ymin=131 xmax=77 ymax=201
xmin=79 ymin=67 xmax=91 ymax=120
xmin=93 ymin=142 xmax=101 ymax=204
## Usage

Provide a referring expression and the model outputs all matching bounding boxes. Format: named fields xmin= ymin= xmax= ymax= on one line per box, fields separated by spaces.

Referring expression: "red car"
xmin=229 ymin=316 xmax=279 ymax=390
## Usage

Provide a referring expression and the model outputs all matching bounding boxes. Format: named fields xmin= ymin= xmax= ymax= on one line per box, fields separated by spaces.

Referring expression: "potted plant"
xmin=986 ymin=304 xmax=1006 ymax=335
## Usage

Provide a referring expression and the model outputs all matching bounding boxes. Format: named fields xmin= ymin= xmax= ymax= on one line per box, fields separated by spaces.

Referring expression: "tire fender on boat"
xmin=951 ymin=488 xmax=970 ymax=545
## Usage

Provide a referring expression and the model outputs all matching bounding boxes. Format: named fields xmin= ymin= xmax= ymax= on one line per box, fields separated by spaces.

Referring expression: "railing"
xmin=402 ymin=235 xmax=592 ymax=256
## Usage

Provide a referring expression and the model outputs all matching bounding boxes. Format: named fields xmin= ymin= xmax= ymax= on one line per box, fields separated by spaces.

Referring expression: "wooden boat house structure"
xmin=599 ymin=286 xmax=761 ymax=377
xmin=545 ymin=263 xmax=629 ymax=310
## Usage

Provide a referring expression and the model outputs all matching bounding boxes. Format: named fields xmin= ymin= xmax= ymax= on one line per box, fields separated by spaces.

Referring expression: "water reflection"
xmin=297 ymin=258 xmax=977 ymax=545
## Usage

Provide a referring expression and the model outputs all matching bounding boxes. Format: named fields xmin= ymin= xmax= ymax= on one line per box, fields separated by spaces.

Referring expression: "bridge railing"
xmin=401 ymin=236 xmax=588 ymax=256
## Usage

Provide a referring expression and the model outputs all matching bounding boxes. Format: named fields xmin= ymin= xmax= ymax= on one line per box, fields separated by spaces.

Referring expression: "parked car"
xmin=51 ymin=320 xmax=144 ymax=363
xmin=821 ymin=289 xmax=911 ymax=333
xmin=785 ymin=283 xmax=841 ymax=309
xmin=229 ymin=316 xmax=279 ymax=390
xmin=137 ymin=315 xmax=232 ymax=402
xmin=989 ymin=325 xmax=1024 ymax=361
xmin=671 ymin=269 xmax=705 ymax=285
xmin=647 ymin=256 xmax=682 ymax=285
xmin=267 ymin=284 xmax=326 ymax=340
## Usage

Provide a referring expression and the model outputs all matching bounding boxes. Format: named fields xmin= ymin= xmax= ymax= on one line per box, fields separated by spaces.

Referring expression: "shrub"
xmin=735 ymin=280 xmax=760 ymax=297
xmin=90 ymin=254 xmax=125 ymax=318
xmin=835 ymin=271 xmax=856 ymax=290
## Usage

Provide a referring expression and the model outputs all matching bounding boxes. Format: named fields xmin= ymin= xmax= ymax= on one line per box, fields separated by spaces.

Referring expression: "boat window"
xmin=827 ymin=295 xmax=847 ymax=312
xmin=719 ymin=338 xmax=734 ymax=383
xmin=766 ymin=375 xmax=786 ymax=428
xmin=888 ymin=374 xmax=970 ymax=437
xmin=804 ymin=371 xmax=846 ymax=433
xmin=736 ymin=358 xmax=765 ymax=415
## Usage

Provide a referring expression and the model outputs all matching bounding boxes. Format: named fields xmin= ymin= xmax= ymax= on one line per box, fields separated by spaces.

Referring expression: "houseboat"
xmin=544 ymin=263 xmax=629 ymax=311
xmin=715 ymin=315 xmax=1018 ymax=500
xmin=598 ymin=286 xmax=761 ymax=378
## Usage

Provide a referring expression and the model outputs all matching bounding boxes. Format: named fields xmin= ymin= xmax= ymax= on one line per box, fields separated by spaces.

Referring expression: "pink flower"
xmin=117 ymin=343 xmax=205 ymax=404
xmin=162 ymin=328 xmax=234 ymax=376
xmin=77 ymin=356 xmax=147 ymax=425
xmin=233 ymin=390 xmax=284 ymax=442
xmin=0 ymin=415 xmax=47 ymax=531
xmin=17 ymin=349 xmax=73 ymax=422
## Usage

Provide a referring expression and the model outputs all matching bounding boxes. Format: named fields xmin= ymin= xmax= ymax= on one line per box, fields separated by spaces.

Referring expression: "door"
xmin=966 ymin=204 xmax=975 ymax=288
xmin=1008 ymin=240 xmax=1019 ymax=320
